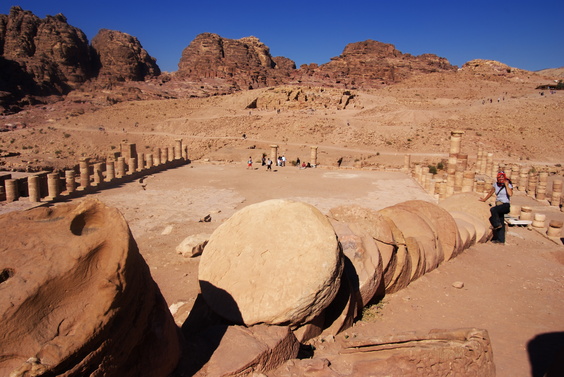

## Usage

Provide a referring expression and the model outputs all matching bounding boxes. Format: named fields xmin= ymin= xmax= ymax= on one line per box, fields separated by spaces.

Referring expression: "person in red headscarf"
xmin=480 ymin=171 xmax=513 ymax=244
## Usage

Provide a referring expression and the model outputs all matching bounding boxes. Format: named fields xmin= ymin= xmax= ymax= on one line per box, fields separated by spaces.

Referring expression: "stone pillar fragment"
xmin=5 ymin=179 xmax=18 ymax=202
xmin=547 ymin=220 xmax=563 ymax=237
xmin=65 ymin=170 xmax=76 ymax=193
xmin=449 ymin=130 xmax=464 ymax=155
xmin=79 ymin=158 xmax=90 ymax=190
xmin=403 ymin=154 xmax=411 ymax=172
xmin=28 ymin=175 xmax=41 ymax=202
xmin=93 ymin=163 xmax=104 ymax=186
xmin=117 ymin=157 xmax=126 ymax=178
xmin=105 ymin=161 xmax=115 ymax=182
xmin=47 ymin=173 xmax=60 ymax=199
xmin=128 ymin=158 xmax=136 ymax=175
xmin=310 ymin=146 xmax=318 ymax=166
xmin=174 ymin=139 xmax=183 ymax=160
xmin=270 ymin=145 xmax=278 ymax=164
xmin=137 ymin=153 xmax=145 ymax=172
xmin=550 ymin=179 xmax=562 ymax=206
xmin=146 ymin=154 xmax=153 ymax=169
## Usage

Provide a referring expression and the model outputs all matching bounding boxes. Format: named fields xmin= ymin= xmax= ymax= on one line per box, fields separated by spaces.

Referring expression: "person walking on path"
xmin=266 ymin=158 xmax=272 ymax=171
xmin=480 ymin=171 xmax=513 ymax=244
xmin=247 ymin=157 xmax=253 ymax=170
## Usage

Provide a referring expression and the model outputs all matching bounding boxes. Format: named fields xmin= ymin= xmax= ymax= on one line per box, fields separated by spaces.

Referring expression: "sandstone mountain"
xmin=293 ymin=39 xmax=456 ymax=89
xmin=0 ymin=6 xmax=159 ymax=112
xmin=91 ymin=28 xmax=161 ymax=83
xmin=0 ymin=6 xmax=93 ymax=110
xmin=176 ymin=33 xmax=294 ymax=92
xmin=1 ymin=7 xmax=473 ymax=113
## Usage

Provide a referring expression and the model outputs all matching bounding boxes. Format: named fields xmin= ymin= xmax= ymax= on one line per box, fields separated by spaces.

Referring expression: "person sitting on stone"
xmin=480 ymin=171 xmax=513 ymax=244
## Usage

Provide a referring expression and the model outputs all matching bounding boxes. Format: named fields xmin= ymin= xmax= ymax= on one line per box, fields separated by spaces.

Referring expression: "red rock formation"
xmin=91 ymin=28 xmax=161 ymax=82
xmin=176 ymin=33 xmax=295 ymax=91
xmin=0 ymin=6 xmax=94 ymax=111
xmin=294 ymin=40 xmax=456 ymax=88
xmin=0 ymin=6 xmax=94 ymax=91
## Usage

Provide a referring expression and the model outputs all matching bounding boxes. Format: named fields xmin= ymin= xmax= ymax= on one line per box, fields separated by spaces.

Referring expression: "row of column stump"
xmin=1 ymin=140 xmax=188 ymax=204
xmin=409 ymin=130 xmax=563 ymax=238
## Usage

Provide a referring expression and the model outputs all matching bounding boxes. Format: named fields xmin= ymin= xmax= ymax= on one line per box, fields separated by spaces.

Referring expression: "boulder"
xmin=0 ymin=199 xmax=181 ymax=377
xmin=198 ymin=199 xmax=342 ymax=327
xmin=176 ymin=233 xmax=210 ymax=257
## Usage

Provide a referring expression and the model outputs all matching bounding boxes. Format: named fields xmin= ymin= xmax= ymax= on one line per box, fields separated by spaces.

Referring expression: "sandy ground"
xmin=5 ymin=160 xmax=557 ymax=377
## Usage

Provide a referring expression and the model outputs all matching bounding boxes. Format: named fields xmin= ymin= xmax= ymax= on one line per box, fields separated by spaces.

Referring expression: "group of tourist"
xmin=246 ymin=155 xmax=313 ymax=171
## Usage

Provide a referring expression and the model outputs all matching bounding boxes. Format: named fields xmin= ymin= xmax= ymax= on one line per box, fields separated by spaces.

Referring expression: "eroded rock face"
xmin=177 ymin=33 xmax=294 ymax=91
xmin=294 ymin=39 xmax=456 ymax=88
xmin=0 ymin=6 xmax=94 ymax=93
xmin=91 ymin=28 xmax=161 ymax=82
xmin=0 ymin=199 xmax=181 ymax=377
xmin=198 ymin=199 xmax=343 ymax=327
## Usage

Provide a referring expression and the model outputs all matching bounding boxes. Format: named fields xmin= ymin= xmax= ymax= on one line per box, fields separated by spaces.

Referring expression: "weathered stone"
xmin=330 ymin=219 xmax=383 ymax=306
xmin=396 ymin=200 xmax=463 ymax=261
xmin=185 ymin=324 xmax=300 ymax=377
xmin=327 ymin=205 xmax=396 ymax=285
xmin=176 ymin=233 xmax=210 ymax=257
xmin=199 ymin=199 xmax=342 ymax=326
xmin=0 ymin=199 xmax=181 ymax=377
xmin=270 ymin=328 xmax=496 ymax=377
xmin=380 ymin=205 xmax=442 ymax=274
xmin=439 ymin=193 xmax=492 ymax=243
xmin=453 ymin=216 xmax=477 ymax=249
xmin=318 ymin=260 xmax=363 ymax=338
xmin=450 ymin=210 xmax=488 ymax=245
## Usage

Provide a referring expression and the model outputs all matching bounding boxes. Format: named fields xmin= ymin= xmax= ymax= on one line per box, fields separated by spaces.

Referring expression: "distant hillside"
xmin=536 ymin=67 xmax=564 ymax=78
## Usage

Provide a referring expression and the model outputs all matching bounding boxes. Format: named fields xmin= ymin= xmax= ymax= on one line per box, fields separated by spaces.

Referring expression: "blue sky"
xmin=6 ymin=1 xmax=563 ymax=73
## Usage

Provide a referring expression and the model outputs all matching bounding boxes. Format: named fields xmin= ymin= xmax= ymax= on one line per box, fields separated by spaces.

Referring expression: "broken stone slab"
xmin=176 ymin=233 xmax=210 ymax=257
xmin=0 ymin=199 xmax=181 ymax=377
xmin=184 ymin=324 xmax=300 ymax=377
xmin=270 ymin=328 xmax=495 ymax=377
xmin=199 ymin=199 xmax=343 ymax=326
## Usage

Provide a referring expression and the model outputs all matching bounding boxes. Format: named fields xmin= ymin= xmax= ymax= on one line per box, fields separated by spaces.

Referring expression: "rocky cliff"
xmin=176 ymin=33 xmax=294 ymax=91
xmin=1 ymin=7 xmax=462 ymax=113
xmin=91 ymin=28 xmax=161 ymax=83
xmin=0 ymin=6 xmax=94 ymax=111
xmin=293 ymin=40 xmax=456 ymax=88
xmin=0 ymin=6 xmax=160 ymax=112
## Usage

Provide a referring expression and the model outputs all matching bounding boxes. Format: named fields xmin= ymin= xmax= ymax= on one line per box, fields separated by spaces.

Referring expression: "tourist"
xmin=266 ymin=158 xmax=272 ymax=171
xmin=296 ymin=157 xmax=300 ymax=167
xmin=247 ymin=157 xmax=252 ymax=169
xmin=480 ymin=171 xmax=513 ymax=244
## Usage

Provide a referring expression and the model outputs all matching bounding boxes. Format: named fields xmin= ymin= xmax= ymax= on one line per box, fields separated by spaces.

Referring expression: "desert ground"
xmin=1 ymin=70 xmax=563 ymax=376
